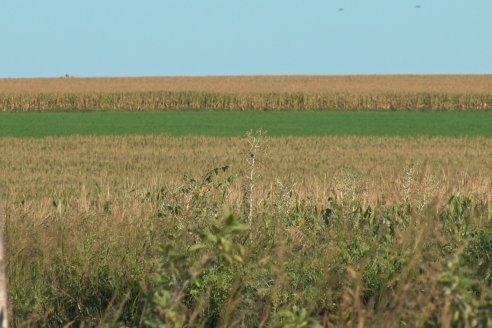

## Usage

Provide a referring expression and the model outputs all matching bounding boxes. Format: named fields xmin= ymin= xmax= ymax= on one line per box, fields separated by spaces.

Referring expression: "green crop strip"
xmin=1 ymin=111 xmax=492 ymax=138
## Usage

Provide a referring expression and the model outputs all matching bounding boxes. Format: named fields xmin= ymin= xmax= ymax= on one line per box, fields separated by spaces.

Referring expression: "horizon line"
xmin=2 ymin=73 xmax=492 ymax=80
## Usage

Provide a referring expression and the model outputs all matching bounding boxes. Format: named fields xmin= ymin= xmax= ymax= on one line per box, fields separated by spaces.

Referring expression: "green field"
xmin=1 ymin=111 xmax=492 ymax=137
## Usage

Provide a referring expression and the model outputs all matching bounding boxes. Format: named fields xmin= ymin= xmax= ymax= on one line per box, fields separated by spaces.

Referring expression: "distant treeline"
xmin=1 ymin=91 xmax=492 ymax=111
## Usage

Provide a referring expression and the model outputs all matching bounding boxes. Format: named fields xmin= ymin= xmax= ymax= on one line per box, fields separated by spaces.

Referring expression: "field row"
xmin=2 ymin=75 xmax=492 ymax=111
xmin=1 ymin=91 xmax=492 ymax=111
xmin=2 ymin=111 xmax=492 ymax=138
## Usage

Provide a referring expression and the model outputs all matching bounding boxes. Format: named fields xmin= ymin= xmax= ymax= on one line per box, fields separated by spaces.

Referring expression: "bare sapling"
xmin=242 ymin=130 xmax=265 ymax=226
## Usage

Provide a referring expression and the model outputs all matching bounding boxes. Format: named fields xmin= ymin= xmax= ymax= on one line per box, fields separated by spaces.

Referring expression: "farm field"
xmin=2 ymin=75 xmax=492 ymax=111
xmin=2 ymin=111 xmax=492 ymax=138
xmin=3 ymin=135 xmax=492 ymax=200
xmin=1 ymin=135 xmax=492 ymax=326
xmin=3 ymin=75 xmax=492 ymax=94
xmin=1 ymin=76 xmax=492 ymax=327
xmin=3 ymin=0 xmax=492 ymax=325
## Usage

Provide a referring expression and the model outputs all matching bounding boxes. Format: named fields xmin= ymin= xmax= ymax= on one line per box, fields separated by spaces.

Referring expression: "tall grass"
xmin=4 ymin=159 xmax=492 ymax=326
xmin=1 ymin=135 xmax=492 ymax=326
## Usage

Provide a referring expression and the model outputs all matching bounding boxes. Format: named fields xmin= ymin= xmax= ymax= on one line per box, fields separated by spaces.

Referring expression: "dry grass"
xmin=1 ymin=75 xmax=492 ymax=111
xmin=1 ymin=135 xmax=492 ymax=326
xmin=2 ymin=135 xmax=491 ymax=207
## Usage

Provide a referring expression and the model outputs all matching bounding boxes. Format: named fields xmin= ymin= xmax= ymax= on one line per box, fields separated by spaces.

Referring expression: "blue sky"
xmin=1 ymin=0 xmax=491 ymax=77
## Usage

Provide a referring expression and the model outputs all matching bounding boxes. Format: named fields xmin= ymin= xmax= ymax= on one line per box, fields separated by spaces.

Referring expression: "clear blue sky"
xmin=1 ymin=0 xmax=491 ymax=78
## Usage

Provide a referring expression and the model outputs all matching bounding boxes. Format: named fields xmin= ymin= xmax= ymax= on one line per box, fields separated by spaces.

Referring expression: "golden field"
xmin=1 ymin=75 xmax=492 ymax=111
xmin=2 ymin=76 xmax=492 ymax=326
xmin=2 ymin=135 xmax=492 ymax=204
xmin=2 ymin=75 xmax=492 ymax=94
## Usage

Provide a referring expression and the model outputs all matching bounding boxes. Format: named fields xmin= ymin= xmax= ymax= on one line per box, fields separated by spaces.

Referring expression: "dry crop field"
xmin=1 ymin=75 xmax=492 ymax=326
xmin=2 ymin=135 xmax=492 ymax=326
xmin=1 ymin=75 xmax=492 ymax=111
xmin=2 ymin=136 xmax=492 ymax=203
xmin=3 ymin=75 xmax=492 ymax=94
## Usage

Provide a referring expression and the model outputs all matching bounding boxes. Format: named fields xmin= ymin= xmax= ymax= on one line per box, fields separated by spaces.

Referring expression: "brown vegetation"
xmin=2 ymin=75 xmax=492 ymax=94
xmin=1 ymin=75 xmax=492 ymax=111
xmin=1 ymin=135 xmax=491 ymax=203
xmin=1 ymin=135 xmax=492 ymax=326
